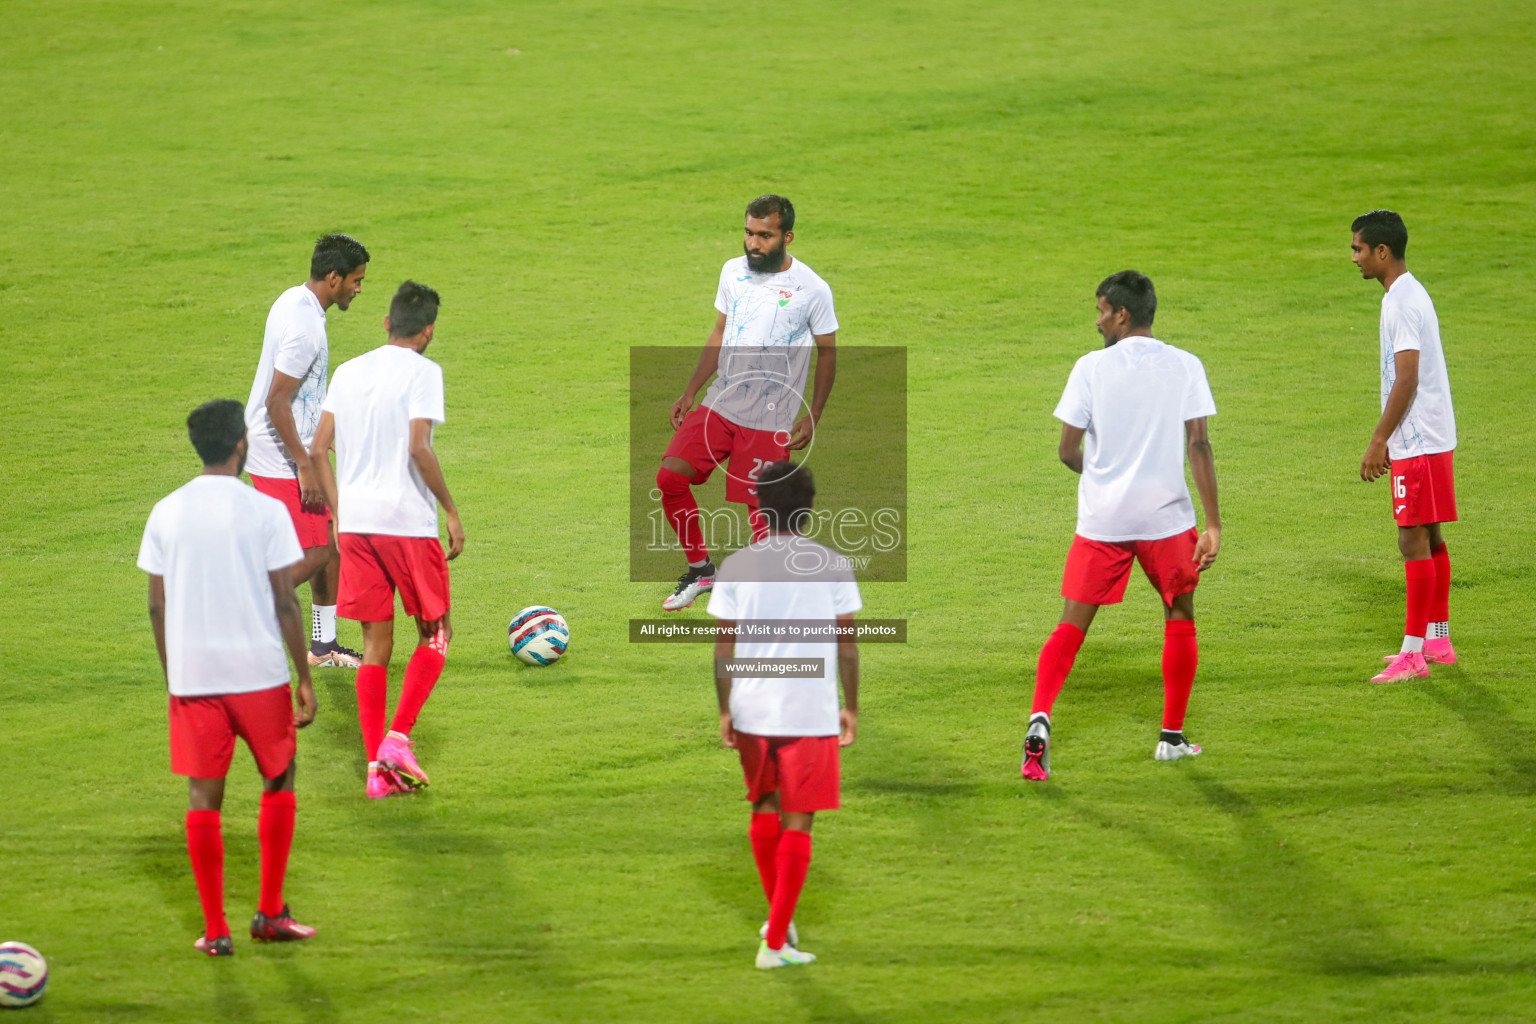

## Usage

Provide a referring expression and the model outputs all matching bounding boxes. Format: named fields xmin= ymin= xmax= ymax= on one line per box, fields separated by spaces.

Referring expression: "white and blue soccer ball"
xmin=0 ymin=941 xmax=48 ymax=1008
xmin=508 ymin=606 xmax=569 ymax=665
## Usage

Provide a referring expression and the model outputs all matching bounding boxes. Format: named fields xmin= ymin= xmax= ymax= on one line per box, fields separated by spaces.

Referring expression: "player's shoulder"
xmin=788 ymin=258 xmax=833 ymax=294
xmin=270 ymin=283 xmax=324 ymax=324
xmin=721 ymin=255 xmax=750 ymax=279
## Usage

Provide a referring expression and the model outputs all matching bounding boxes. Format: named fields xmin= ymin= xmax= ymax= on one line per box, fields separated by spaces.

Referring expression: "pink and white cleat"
xmin=377 ymin=731 xmax=430 ymax=789
xmin=1020 ymin=717 xmax=1050 ymax=781
xmin=366 ymin=765 xmax=408 ymax=799
xmin=1371 ymin=650 xmax=1429 ymax=683
xmin=1422 ymin=638 xmax=1457 ymax=664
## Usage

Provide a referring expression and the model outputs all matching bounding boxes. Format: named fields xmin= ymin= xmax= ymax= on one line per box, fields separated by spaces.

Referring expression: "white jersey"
xmin=322 ymin=344 xmax=446 ymax=538
xmin=1054 ymin=336 xmax=1217 ymax=542
xmin=137 ymin=475 xmax=303 ymax=697
xmin=702 ymin=255 xmax=838 ymax=435
xmin=706 ymin=535 xmax=863 ymax=738
xmin=1380 ymin=272 xmax=1456 ymax=459
xmin=245 ymin=284 xmax=329 ymax=479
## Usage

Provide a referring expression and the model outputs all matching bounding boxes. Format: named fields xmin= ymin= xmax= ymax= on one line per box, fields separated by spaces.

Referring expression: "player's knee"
xmin=657 ymin=465 xmax=694 ymax=495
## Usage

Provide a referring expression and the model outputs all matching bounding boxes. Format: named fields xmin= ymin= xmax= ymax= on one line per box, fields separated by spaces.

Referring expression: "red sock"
xmin=1161 ymin=620 xmax=1198 ymax=731
xmin=1405 ymin=558 xmax=1435 ymax=640
xmin=1031 ymin=623 xmax=1085 ymax=717
xmin=657 ymin=467 xmax=708 ymax=563
xmin=1430 ymin=542 xmax=1451 ymax=625
xmin=749 ymin=812 xmax=781 ymax=903
xmin=356 ymin=664 xmax=388 ymax=762
xmin=258 ymin=791 xmax=296 ymax=918
xmin=185 ymin=810 xmax=228 ymax=939
xmin=766 ymin=829 xmax=811 ymax=950
xmin=390 ymin=645 xmax=446 ymax=735
xmin=748 ymin=505 xmax=769 ymax=543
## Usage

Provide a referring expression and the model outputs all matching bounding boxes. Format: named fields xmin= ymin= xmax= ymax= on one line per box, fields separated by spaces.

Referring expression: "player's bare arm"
xmin=1058 ymin=424 xmax=1086 ymax=474
xmin=269 ymin=563 xmax=316 ymax=727
xmin=264 ymin=369 xmax=322 ymax=509
xmin=409 ymin=417 xmax=464 ymax=561
xmin=670 ymin=313 xmax=727 ymax=430
xmin=1361 ymin=348 xmax=1419 ymax=482
xmin=714 ymin=619 xmax=737 ymax=748
xmin=836 ymin=612 xmax=859 ymax=747
xmin=785 ymin=332 xmax=836 ymax=451
xmin=308 ymin=411 xmax=340 ymax=521
xmin=1186 ymin=416 xmax=1221 ymax=570
xmin=147 ymin=575 xmax=168 ymax=684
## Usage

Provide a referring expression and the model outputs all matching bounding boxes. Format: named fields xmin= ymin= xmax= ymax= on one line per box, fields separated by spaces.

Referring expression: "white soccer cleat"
xmin=760 ymin=920 xmax=798 ymax=949
xmin=1154 ymin=737 xmax=1203 ymax=761
xmin=756 ymin=939 xmax=816 ymax=969
xmin=662 ymin=563 xmax=715 ymax=611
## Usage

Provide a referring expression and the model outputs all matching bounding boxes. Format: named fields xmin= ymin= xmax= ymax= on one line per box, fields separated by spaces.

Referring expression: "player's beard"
xmin=744 ymin=241 xmax=787 ymax=273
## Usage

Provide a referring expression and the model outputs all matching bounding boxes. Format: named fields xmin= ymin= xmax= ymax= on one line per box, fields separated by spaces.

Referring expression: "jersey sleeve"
xmin=714 ymin=263 xmax=732 ymax=316
xmin=136 ymin=504 xmax=165 ymax=574
xmin=1382 ymin=298 xmax=1422 ymax=353
xmin=409 ymin=363 xmax=447 ymax=424
xmin=706 ymin=579 xmax=738 ymax=619
xmin=265 ymin=499 xmax=305 ymax=571
xmin=272 ymin=321 xmax=322 ymax=380
xmin=806 ymin=280 xmax=839 ymax=335
xmin=1052 ymin=356 xmax=1092 ymax=428
xmin=1181 ymin=355 xmax=1218 ymax=421
xmin=832 ymin=577 xmax=863 ymax=615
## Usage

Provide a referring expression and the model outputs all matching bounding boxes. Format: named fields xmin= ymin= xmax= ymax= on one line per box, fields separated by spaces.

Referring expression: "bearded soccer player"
xmin=708 ymin=461 xmax=861 ymax=969
xmin=1021 ymin=271 xmax=1221 ymax=782
xmin=1350 ymin=210 xmax=1458 ymax=683
xmin=139 ymin=399 xmax=319 ymax=956
xmin=657 ymin=194 xmax=839 ymax=610
xmin=245 ymin=233 xmax=369 ymax=669
xmin=310 ymin=281 xmax=464 ymax=799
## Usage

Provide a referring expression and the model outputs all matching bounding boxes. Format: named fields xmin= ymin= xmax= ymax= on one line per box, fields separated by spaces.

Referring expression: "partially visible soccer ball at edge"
xmin=508 ymin=606 xmax=569 ymax=665
xmin=0 ymin=941 xmax=48 ymax=1009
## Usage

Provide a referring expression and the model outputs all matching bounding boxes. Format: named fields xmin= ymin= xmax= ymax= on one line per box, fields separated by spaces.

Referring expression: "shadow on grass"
xmin=1420 ymin=673 xmax=1536 ymax=794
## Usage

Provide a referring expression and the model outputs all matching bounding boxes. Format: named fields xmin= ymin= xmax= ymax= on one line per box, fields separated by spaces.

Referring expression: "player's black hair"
xmin=756 ymin=460 xmax=815 ymax=534
xmin=746 ymin=194 xmax=795 ymax=234
xmin=1352 ymin=209 xmax=1408 ymax=260
xmin=1096 ymin=270 xmax=1157 ymax=328
xmin=388 ymin=280 xmax=442 ymax=338
xmin=186 ymin=399 xmax=247 ymax=466
xmin=310 ymin=233 xmax=370 ymax=280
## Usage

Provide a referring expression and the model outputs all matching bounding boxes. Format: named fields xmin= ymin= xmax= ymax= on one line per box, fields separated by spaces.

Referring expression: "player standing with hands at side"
xmin=708 ymin=461 xmax=861 ymax=969
xmin=310 ymin=281 xmax=464 ymax=799
xmin=1350 ymin=210 xmax=1459 ymax=683
xmin=244 ymin=233 xmax=370 ymax=669
xmin=1022 ymin=271 xmax=1221 ymax=782
xmin=139 ymin=400 xmax=318 ymax=957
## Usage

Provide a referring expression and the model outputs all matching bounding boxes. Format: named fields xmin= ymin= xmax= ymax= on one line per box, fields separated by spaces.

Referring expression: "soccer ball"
xmin=0 ymin=941 xmax=47 ymax=1008
xmin=508 ymin=606 xmax=569 ymax=665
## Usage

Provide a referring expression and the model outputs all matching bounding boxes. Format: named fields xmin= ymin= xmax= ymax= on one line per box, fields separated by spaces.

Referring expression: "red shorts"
xmin=169 ymin=683 xmax=296 ymax=779
xmin=250 ymin=474 xmax=332 ymax=549
xmin=736 ymin=733 xmax=841 ymax=813
xmin=664 ymin=406 xmax=789 ymax=505
xmin=338 ymin=533 xmax=451 ymax=622
xmin=1391 ymin=451 xmax=1457 ymax=527
xmin=1062 ymin=529 xmax=1201 ymax=607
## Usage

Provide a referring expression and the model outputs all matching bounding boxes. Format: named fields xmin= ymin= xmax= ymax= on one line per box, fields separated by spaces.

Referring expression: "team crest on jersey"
xmin=777 ymin=289 xmax=793 ymax=307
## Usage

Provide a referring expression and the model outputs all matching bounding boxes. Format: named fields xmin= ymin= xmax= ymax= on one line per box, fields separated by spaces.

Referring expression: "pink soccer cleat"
xmin=377 ymin=732 xmax=430 ymax=789
xmin=1371 ymin=650 xmax=1429 ymax=683
xmin=366 ymin=765 xmax=408 ymax=799
xmin=193 ymin=935 xmax=233 ymax=957
xmin=1422 ymin=638 xmax=1457 ymax=664
xmin=1020 ymin=718 xmax=1051 ymax=781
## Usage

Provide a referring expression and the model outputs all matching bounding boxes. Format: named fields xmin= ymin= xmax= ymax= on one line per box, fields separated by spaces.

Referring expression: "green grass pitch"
xmin=2 ymin=1 xmax=1535 ymax=1021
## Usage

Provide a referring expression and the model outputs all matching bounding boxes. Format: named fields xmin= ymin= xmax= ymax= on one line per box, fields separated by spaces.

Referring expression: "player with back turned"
xmin=707 ymin=460 xmax=861 ymax=969
xmin=1350 ymin=210 xmax=1459 ymax=683
xmin=1021 ymin=271 xmax=1221 ymax=782
xmin=138 ymin=399 xmax=318 ymax=956
xmin=310 ymin=281 xmax=464 ymax=799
